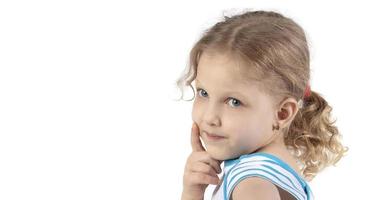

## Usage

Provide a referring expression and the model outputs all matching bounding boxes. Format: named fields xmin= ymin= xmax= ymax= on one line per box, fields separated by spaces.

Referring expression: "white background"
xmin=1 ymin=0 xmax=382 ymax=199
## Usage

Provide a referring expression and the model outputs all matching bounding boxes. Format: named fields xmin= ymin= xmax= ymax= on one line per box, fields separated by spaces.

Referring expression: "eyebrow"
xmin=195 ymin=79 xmax=249 ymax=99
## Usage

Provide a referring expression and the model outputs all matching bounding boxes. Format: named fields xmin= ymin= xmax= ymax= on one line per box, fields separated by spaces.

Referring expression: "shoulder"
xmin=230 ymin=176 xmax=281 ymax=200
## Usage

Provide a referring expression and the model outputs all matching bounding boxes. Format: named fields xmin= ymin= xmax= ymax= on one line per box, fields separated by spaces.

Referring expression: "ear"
xmin=274 ymin=97 xmax=300 ymax=129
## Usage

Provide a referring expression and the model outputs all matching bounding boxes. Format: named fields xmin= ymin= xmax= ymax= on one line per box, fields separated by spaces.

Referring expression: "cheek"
xmin=232 ymin=130 xmax=262 ymax=152
xmin=191 ymin=100 xmax=202 ymax=123
xmin=228 ymin=117 xmax=264 ymax=143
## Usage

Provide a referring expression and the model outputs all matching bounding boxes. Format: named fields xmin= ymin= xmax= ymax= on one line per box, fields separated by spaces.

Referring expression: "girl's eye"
xmin=228 ymin=98 xmax=242 ymax=108
xmin=197 ymin=88 xmax=208 ymax=97
xmin=197 ymin=88 xmax=242 ymax=108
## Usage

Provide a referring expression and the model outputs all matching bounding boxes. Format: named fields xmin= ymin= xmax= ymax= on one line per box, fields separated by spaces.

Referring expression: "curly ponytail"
xmin=286 ymin=91 xmax=348 ymax=180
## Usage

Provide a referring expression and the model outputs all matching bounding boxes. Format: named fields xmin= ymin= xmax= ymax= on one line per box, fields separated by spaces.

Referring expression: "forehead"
xmin=195 ymin=52 xmax=263 ymax=98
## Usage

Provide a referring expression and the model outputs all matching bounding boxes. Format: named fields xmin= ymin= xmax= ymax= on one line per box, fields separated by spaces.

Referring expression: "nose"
xmin=202 ymin=103 xmax=221 ymax=127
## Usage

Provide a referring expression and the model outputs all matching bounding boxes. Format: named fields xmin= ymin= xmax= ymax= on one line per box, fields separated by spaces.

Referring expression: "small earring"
xmin=272 ymin=124 xmax=280 ymax=131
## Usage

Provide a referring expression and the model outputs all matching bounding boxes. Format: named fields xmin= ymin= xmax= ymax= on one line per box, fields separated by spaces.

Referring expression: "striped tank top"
xmin=211 ymin=152 xmax=314 ymax=200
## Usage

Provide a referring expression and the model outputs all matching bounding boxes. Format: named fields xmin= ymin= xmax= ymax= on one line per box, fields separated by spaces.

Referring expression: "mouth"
xmin=203 ymin=131 xmax=226 ymax=141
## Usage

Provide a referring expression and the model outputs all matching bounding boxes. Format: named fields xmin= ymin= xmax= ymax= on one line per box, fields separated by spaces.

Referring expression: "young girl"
xmin=177 ymin=10 xmax=347 ymax=200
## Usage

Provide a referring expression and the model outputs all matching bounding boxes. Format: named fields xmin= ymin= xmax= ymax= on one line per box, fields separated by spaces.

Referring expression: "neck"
xmin=256 ymin=133 xmax=288 ymax=156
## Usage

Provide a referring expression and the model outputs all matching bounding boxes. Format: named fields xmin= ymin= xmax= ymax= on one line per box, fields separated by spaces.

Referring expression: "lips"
xmin=204 ymin=131 xmax=225 ymax=138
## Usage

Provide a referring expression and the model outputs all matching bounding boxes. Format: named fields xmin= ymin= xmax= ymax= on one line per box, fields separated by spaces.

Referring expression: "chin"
xmin=204 ymin=149 xmax=221 ymax=160
xmin=205 ymin=148 xmax=232 ymax=161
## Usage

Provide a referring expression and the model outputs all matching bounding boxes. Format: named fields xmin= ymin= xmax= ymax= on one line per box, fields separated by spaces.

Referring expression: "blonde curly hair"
xmin=175 ymin=10 xmax=348 ymax=180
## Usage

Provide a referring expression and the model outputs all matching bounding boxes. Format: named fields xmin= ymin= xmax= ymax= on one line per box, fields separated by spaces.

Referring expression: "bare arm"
xmin=231 ymin=177 xmax=281 ymax=200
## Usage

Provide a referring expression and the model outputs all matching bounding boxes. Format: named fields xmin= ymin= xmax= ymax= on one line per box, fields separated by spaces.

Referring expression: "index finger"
xmin=191 ymin=122 xmax=205 ymax=152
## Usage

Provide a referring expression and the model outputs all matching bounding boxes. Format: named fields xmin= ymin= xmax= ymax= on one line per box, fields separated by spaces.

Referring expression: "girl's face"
xmin=192 ymin=52 xmax=278 ymax=161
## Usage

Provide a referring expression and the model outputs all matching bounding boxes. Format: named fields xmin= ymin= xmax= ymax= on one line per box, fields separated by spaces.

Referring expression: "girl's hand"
xmin=181 ymin=122 xmax=223 ymax=200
